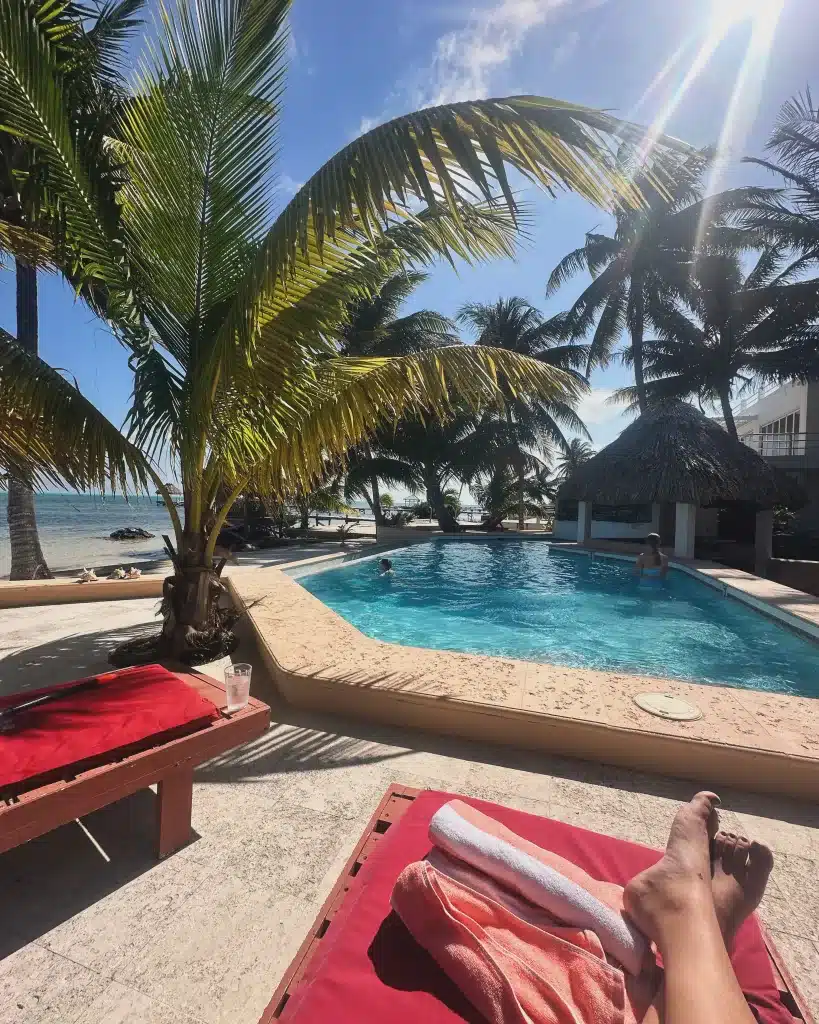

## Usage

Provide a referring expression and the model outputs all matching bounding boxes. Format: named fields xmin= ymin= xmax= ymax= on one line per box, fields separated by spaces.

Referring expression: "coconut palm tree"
xmin=743 ymin=90 xmax=819 ymax=268
xmin=457 ymin=297 xmax=589 ymax=528
xmin=545 ymin=155 xmax=763 ymax=413
xmin=553 ymin=438 xmax=595 ymax=482
xmin=1 ymin=0 xmax=145 ymax=579
xmin=338 ymin=270 xmax=457 ymax=523
xmin=0 ymin=0 xmax=690 ymax=661
xmin=472 ymin=463 xmax=554 ymax=530
xmin=354 ymin=415 xmax=494 ymax=532
xmin=613 ymin=248 xmax=819 ymax=435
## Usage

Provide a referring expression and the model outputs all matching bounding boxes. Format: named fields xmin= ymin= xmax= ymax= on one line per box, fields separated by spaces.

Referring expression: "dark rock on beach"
xmin=109 ymin=527 xmax=155 ymax=540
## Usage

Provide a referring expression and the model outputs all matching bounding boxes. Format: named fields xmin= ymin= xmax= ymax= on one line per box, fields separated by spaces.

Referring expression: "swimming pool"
xmin=298 ymin=540 xmax=819 ymax=696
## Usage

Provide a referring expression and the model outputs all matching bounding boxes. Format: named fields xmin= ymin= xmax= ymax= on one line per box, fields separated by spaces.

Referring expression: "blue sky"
xmin=3 ymin=0 xmax=818 ymax=484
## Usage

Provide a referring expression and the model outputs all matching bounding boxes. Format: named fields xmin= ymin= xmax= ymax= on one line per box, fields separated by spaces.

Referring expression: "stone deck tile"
xmin=2 ymin=608 xmax=819 ymax=1021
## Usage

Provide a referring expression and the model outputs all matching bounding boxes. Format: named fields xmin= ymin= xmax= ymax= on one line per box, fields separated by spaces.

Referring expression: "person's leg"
xmin=624 ymin=793 xmax=772 ymax=1024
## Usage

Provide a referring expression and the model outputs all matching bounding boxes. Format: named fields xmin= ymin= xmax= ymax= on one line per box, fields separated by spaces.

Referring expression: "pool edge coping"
xmin=227 ymin=560 xmax=819 ymax=803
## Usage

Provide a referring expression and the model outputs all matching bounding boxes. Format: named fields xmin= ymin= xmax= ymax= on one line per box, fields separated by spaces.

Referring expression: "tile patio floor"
xmin=1 ymin=608 xmax=818 ymax=1023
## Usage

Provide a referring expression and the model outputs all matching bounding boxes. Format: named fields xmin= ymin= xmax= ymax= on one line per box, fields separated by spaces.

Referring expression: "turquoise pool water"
xmin=298 ymin=540 xmax=819 ymax=696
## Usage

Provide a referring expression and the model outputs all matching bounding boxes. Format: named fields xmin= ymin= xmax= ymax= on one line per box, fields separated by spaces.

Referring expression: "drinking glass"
xmin=224 ymin=663 xmax=252 ymax=712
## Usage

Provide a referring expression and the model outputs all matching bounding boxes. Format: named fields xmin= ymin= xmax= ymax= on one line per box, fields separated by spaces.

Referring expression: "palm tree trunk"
xmin=426 ymin=474 xmax=458 ymax=533
xmin=719 ymin=389 xmax=738 ymax=439
xmin=7 ymin=477 xmax=51 ymax=579
xmin=365 ymin=444 xmax=384 ymax=525
xmin=631 ymin=284 xmax=647 ymax=414
xmin=505 ymin=408 xmax=525 ymax=530
xmin=160 ymin=529 xmax=231 ymax=661
xmin=7 ymin=260 xmax=52 ymax=580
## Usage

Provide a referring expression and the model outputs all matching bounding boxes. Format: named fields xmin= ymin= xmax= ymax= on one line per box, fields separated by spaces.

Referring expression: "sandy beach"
xmin=0 ymin=492 xmax=378 ymax=578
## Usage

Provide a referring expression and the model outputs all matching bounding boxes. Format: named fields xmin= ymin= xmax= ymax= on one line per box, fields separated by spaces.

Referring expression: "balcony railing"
xmin=740 ymin=433 xmax=819 ymax=457
xmin=732 ymin=380 xmax=786 ymax=415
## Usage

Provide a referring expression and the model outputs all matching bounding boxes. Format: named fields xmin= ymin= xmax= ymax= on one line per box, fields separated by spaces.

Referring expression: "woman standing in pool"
xmin=635 ymin=533 xmax=668 ymax=580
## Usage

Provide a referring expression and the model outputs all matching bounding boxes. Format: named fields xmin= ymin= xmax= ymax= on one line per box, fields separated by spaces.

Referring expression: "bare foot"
xmin=624 ymin=792 xmax=720 ymax=945
xmin=711 ymin=830 xmax=774 ymax=947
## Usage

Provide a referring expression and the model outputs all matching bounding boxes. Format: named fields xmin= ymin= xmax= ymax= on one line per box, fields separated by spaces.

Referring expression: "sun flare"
xmin=709 ymin=0 xmax=785 ymax=37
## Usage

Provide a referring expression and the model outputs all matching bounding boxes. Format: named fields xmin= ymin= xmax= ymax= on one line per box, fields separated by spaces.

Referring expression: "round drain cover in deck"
xmin=633 ymin=692 xmax=702 ymax=721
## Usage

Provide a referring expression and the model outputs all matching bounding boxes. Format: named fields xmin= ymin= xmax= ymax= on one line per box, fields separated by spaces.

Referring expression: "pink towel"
xmin=392 ymin=858 xmax=637 ymax=1024
xmin=428 ymin=799 xmax=648 ymax=976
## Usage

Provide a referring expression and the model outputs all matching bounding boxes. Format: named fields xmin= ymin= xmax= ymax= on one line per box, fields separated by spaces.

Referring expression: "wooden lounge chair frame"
xmin=0 ymin=669 xmax=269 ymax=860
xmin=260 ymin=784 xmax=814 ymax=1024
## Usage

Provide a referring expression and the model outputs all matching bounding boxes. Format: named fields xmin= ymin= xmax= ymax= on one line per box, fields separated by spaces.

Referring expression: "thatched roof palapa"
xmin=559 ymin=402 xmax=805 ymax=509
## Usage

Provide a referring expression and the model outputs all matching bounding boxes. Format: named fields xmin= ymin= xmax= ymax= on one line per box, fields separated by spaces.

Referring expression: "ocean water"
xmin=0 ymin=491 xmax=176 ymax=577
xmin=300 ymin=540 xmax=819 ymax=696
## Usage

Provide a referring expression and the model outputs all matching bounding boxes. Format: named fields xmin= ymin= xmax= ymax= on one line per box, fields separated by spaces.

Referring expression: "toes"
xmin=690 ymin=791 xmax=721 ymax=838
xmin=719 ymin=832 xmax=739 ymax=872
xmin=748 ymin=841 xmax=775 ymax=885
xmin=733 ymin=837 xmax=751 ymax=879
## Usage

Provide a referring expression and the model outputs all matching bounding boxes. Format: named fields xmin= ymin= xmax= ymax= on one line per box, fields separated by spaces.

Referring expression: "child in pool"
xmin=378 ymin=558 xmax=394 ymax=575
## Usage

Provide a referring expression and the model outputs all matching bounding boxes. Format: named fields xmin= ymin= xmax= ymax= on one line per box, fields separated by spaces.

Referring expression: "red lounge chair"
xmin=1 ymin=664 xmax=269 ymax=859
xmin=261 ymin=785 xmax=813 ymax=1024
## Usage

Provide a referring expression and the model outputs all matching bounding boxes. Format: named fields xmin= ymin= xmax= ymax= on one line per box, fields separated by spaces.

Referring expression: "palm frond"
xmin=545 ymin=244 xmax=590 ymax=297
xmin=0 ymin=0 xmax=125 ymax=286
xmin=118 ymin=0 xmax=291 ymax=364
xmin=83 ymin=0 xmax=147 ymax=92
xmin=0 ymin=330 xmax=152 ymax=492
xmin=211 ymin=345 xmax=584 ymax=494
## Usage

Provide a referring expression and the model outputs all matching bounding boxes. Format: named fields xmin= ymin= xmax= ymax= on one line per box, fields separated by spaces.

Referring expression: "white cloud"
xmin=417 ymin=0 xmax=571 ymax=107
xmin=277 ymin=173 xmax=303 ymax=197
xmin=356 ymin=0 xmax=603 ymax=136
xmin=358 ymin=115 xmax=380 ymax=136
xmin=574 ymin=387 xmax=633 ymax=448
xmin=550 ymin=28 xmax=580 ymax=68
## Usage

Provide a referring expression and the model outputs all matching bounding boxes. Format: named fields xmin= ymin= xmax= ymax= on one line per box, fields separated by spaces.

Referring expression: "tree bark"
xmin=7 ymin=260 xmax=52 ymax=580
xmin=365 ymin=444 xmax=384 ymax=525
xmin=631 ymin=283 xmax=647 ymax=414
xmin=506 ymin=408 xmax=525 ymax=530
xmin=159 ymin=531 xmax=232 ymax=661
xmin=426 ymin=474 xmax=459 ymax=533
xmin=111 ymin=528 xmax=238 ymax=667
xmin=719 ymin=388 xmax=738 ymax=439
xmin=7 ymin=476 xmax=51 ymax=579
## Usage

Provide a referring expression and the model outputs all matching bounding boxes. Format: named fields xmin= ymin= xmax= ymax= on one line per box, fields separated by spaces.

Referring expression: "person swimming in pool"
xmin=635 ymin=532 xmax=668 ymax=581
xmin=378 ymin=558 xmax=394 ymax=575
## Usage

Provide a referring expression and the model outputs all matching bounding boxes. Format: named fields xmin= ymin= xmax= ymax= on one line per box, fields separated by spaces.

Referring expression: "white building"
xmin=733 ymin=381 xmax=819 ymax=530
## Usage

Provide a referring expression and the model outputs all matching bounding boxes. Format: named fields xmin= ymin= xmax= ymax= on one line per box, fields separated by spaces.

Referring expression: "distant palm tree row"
xmin=336 ymin=284 xmax=592 ymax=530
xmin=547 ymin=102 xmax=819 ymax=433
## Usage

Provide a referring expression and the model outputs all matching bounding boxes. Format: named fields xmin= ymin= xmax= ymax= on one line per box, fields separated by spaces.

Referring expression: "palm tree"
xmin=545 ymin=155 xmax=762 ymax=413
xmin=0 ymin=0 xmax=690 ymax=661
xmin=613 ymin=248 xmax=819 ymax=436
xmin=553 ymin=438 xmax=595 ymax=481
xmin=1 ymin=0 xmax=145 ymax=579
xmin=457 ymin=297 xmax=589 ymax=528
xmin=472 ymin=463 xmax=554 ymax=530
xmin=743 ymin=90 xmax=819 ymax=268
xmin=338 ymin=270 xmax=456 ymax=524
xmin=356 ymin=415 xmax=491 ymax=532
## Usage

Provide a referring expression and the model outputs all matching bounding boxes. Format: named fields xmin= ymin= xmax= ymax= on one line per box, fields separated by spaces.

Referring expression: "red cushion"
xmin=1 ymin=665 xmax=219 ymax=792
xmin=282 ymin=790 xmax=792 ymax=1024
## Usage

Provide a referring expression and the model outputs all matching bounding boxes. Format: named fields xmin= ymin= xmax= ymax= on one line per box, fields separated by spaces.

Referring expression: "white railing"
xmin=732 ymin=380 xmax=787 ymax=416
xmin=739 ymin=432 xmax=814 ymax=456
